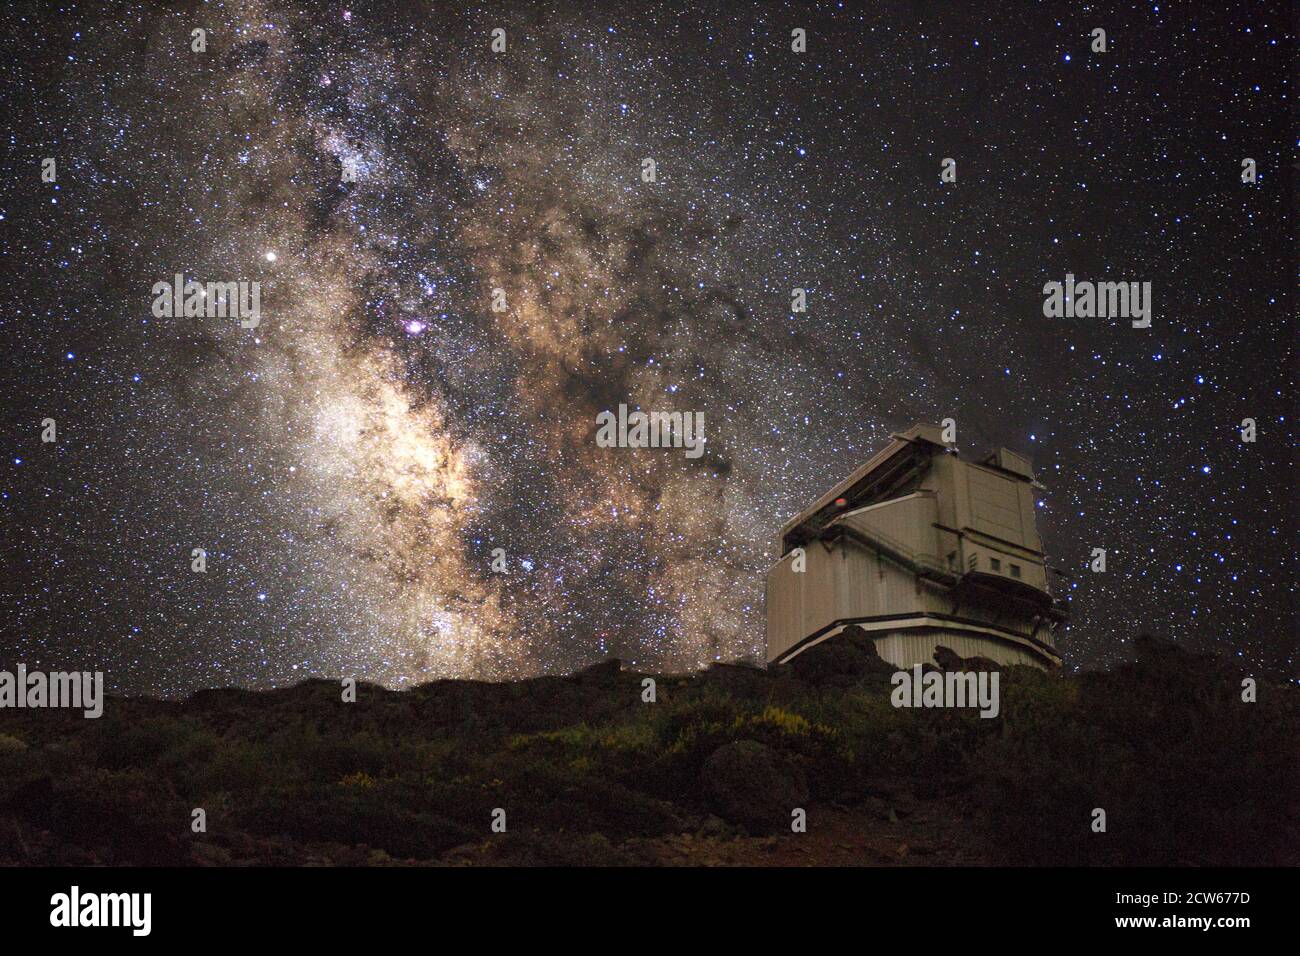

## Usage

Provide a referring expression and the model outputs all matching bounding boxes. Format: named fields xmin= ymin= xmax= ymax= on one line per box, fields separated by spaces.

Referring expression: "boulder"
xmin=700 ymin=740 xmax=809 ymax=834
xmin=933 ymin=645 xmax=1002 ymax=672
xmin=783 ymin=624 xmax=896 ymax=686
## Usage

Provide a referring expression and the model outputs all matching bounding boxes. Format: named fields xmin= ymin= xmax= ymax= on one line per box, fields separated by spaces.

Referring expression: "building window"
xmin=968 ymin=554 xmax=978 ymax=570
xmin=947 ymin=551 xmax=957 ymax=571
xmin=990 ymin=558 xmax=1001 ymax=572
xmin=1010 ymin=564 xmax=1021 ymax=579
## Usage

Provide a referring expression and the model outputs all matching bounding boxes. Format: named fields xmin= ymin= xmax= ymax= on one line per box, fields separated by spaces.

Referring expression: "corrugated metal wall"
xmin=967 ymin=466 xmax=1026 ymax=544
xmin=835 ymin=539 xmax=939 ymax=620
xmin=766 ymin=542 xmax=843 ymax=662
xmin=766 ymin=529 xmax=974 ymax=663
xmin=872 ymin=630 xmax=1047 ymax=670
xmin=780 ymin=623 xmax=1053 ymax=670
xmin=841 ymin=492 xmax=939 ymax=562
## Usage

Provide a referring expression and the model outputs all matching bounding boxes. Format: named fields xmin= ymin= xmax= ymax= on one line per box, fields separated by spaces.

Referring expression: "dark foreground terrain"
xmin=1 ymin=631 xmax=1295 ymax=866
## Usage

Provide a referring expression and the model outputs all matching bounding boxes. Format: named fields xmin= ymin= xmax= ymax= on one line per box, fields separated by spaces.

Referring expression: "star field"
xmin=0 ymin=1 xmax=1292 ymax=694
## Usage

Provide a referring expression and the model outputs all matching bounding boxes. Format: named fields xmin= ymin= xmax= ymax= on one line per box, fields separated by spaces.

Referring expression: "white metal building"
xmin=766 ymin=423 xmax=1067 ymax=670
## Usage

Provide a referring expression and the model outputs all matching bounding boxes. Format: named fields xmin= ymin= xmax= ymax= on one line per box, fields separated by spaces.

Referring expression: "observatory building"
xmin=766 ymin=423 xmax=1066 ymax=670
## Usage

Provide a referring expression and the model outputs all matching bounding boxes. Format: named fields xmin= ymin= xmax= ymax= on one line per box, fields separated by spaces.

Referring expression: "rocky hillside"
xmin=0 ymin=631 xmax=1295 ymax=866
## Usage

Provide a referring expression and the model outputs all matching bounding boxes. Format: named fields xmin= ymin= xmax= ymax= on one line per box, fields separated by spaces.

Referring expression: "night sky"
xmin=1 ymin=2 xmax=1292 ymax=695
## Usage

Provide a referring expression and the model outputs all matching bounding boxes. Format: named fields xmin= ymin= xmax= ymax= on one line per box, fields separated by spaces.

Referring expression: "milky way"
xmin=1 ymin=2 xmax=1292 ymax=694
